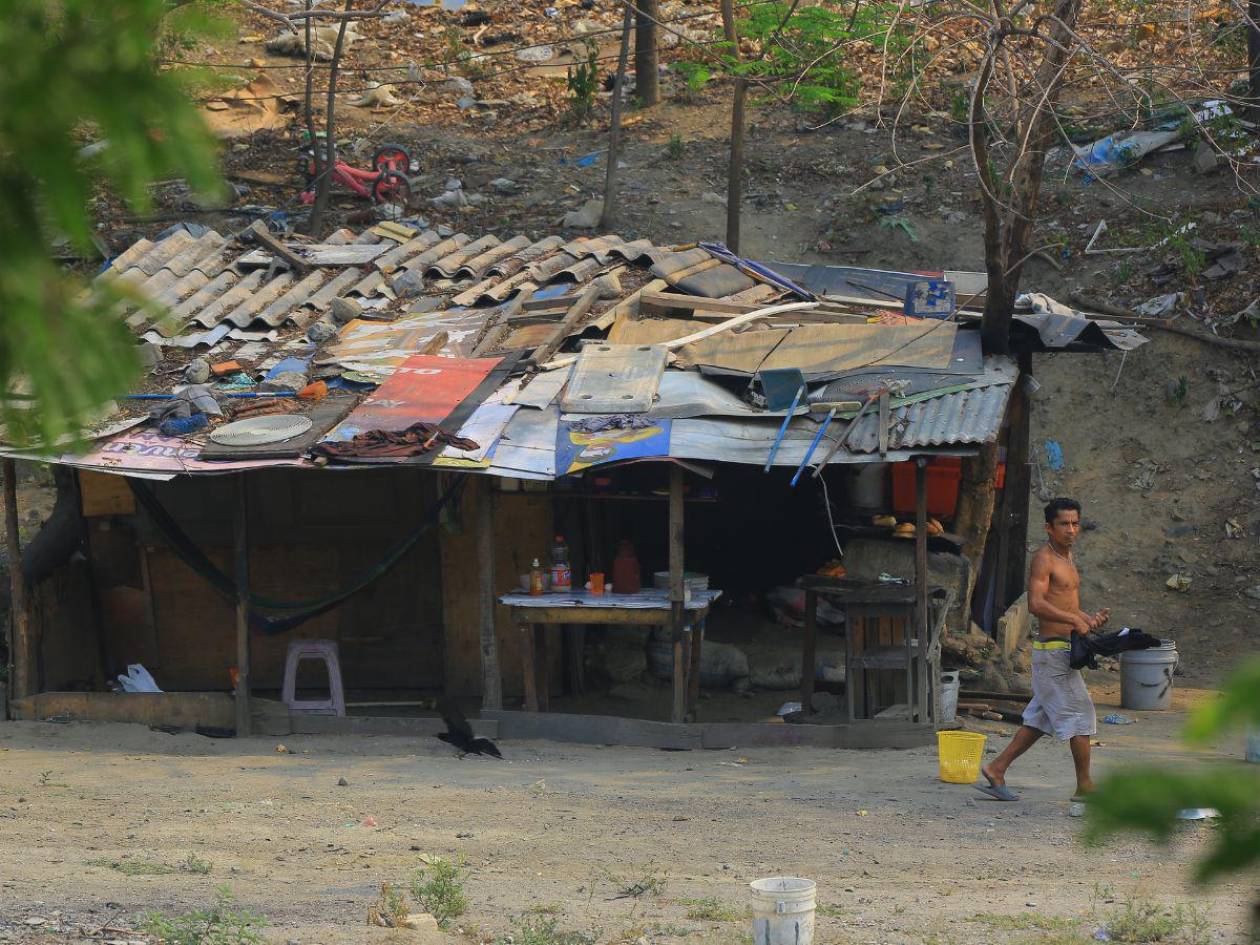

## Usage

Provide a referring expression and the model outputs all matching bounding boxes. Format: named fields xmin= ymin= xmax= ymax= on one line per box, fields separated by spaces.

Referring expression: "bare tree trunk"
xmin=955 ymin=442 xmax=999 ymax=566
xmin=303 ymin=0 xmax=317 ymax=140
xmin=600 ymin=4 xmax=634 ymax=231
xmin=1249 ymin=0 xmax=1260 ymax=120
xmin=720 ymin=0 xmax=746 ymax=253
xmin=975 ymin=0 xmax=1083 ymax=353
xmin=953 ymin=441 xmax=999 ymax=621
xmin=298 ymin=0 xmax=321 ymax=236
xmin=308 ymin=0 xmax=353 ymax=236
xmin=634 ymin=0 xmax=659 ymax=106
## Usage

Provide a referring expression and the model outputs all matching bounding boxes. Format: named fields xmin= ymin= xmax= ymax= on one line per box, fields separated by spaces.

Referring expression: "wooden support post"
xmin=476 ymin=478 xmax=503 ymax=711
xmin=686 ymin=618 xmax=703 ymax=721
xmin=668 ymin=464 xmax=685 ymax=724
xmin=801 ymin=588 xmax=817 ymax=715
xmin=535 ymin=626 xmax=549 ymax=712
xmin=234 ymin=474 xmax=252 ymax=737
xmin=520 ymin=622 xmax=538 ymax=712
xmin=634 ymin=0 xmax=659 ymax=106
xmin=564 ymin=625 xmax=585 ymax=696
xmin=1000 ymin=354 xmax=1034 ymax=609
xmin=915 ymin=458 xmax=930 ymax=724
xmin=73 ymin=471 xmax=111 ymax=690
xmin=2 ymin=459 xmax=31 ymax=707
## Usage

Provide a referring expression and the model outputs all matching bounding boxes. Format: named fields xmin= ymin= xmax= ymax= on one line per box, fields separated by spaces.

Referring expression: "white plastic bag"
xmin=117 ymin=663 xmax=162 ymax=693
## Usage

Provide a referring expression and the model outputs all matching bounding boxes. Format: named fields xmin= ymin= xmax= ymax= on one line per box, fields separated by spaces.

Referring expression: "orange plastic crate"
xmin=890 ymin=457 xmax=963 ymax=518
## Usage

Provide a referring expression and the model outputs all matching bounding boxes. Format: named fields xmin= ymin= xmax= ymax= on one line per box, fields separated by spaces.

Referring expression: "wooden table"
xmin=796 ymin=576 xmax=924 ymax=722
xmin=502 ymin=588 xmax=721 ymax=722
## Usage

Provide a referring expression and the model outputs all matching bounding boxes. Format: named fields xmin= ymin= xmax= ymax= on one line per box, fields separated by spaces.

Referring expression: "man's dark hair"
xmin=1044 ymin=497 xmax=1082 ymax=524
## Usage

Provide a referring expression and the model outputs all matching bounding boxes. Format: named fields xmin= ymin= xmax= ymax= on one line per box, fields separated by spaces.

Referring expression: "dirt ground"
xmin=0 ymin=684 xmax=1255 ymax=945
xmin=5 ymin=6 xmax=1259 ymax=942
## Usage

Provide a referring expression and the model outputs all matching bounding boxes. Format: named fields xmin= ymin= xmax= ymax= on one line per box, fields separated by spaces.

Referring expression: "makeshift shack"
xmin=0 ymin=223 xmax=1143 ymax=748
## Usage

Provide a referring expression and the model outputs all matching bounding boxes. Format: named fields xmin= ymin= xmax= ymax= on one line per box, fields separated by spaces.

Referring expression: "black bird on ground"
xmin=436 ymin=698 xmax=503 ymax=759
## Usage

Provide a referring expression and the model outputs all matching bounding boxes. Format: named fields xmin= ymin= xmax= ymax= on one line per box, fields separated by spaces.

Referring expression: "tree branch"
xmin=241 ymin=0 xmax=390 ymax=24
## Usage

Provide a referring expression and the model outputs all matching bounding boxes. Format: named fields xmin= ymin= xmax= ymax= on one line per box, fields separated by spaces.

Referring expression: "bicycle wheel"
xmin=372 ymin=171 xmax=411 ymax=206
xmin=372 ymin=144 xmax=411 ymax=175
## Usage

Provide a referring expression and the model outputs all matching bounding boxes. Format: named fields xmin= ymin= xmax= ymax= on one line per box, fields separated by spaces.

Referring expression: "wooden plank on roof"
xmin=237 ymin=243 xmax=389 ymax=268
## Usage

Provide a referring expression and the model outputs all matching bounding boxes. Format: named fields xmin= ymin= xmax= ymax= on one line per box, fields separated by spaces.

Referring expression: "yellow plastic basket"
xmin=937 ymin=731 xmax=987 ymax=784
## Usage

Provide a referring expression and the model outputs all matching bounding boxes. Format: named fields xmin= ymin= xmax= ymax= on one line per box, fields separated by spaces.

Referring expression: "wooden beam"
xmin=915 ymin=458 xmax=930 ymax=725
xmin=668 ymin=464 xmax=686 ymax=724
xmin=419 ymin=330 xmax=448 ymax=356
xmin=1001 ymin=355 xmax=1034 ymax=609
xmin=520 ymin=622 xmax=538 ymax=712
xmin=249 ymin=220 xmax=312 ymax=275
xmin=800 ymin=588 xmax=817 ymax=716
xmin=686 ymin=618 xmax=702 ymax=721
xmin=233 ymin=474 xmax=252 ymax=737
xmin=471 ymin=287 xmax=537 ymax=357
xmin=476 ymin=478 xmax=503 ymax=711
xmin=2 ymin=459 xmax=31 ymax=706
xmin=528 ymin=283 xmax=600 ymax=367
xmin=637 ymin=290 xmax=866 ymax=322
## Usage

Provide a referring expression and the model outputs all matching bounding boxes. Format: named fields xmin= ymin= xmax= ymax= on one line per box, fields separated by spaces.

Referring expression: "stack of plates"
xmin=652 ymin=571 xmax=709 ymax=592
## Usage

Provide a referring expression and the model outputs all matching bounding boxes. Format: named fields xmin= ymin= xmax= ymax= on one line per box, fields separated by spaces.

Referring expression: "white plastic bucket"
xmin=1120 ymin=641 xmax=1177 ymax=711
xmin=750 ymin=877 xmax=816 ymax=945
xmin=1246 ymin=729 xmax=1260 ymax=765
xmin=939 ymin=670 xmax=961 ymax=723
xmin=848 ymin=463 xmax=887 ymax=510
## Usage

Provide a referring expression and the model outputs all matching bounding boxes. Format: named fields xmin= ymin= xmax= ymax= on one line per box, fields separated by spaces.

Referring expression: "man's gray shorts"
xmin=1023 ymin=646 xmax=1097 ymax=740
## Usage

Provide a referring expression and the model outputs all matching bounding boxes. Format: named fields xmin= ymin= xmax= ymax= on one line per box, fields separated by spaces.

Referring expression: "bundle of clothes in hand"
xmin=1069 ymin=626 xmax=1163 ymax=670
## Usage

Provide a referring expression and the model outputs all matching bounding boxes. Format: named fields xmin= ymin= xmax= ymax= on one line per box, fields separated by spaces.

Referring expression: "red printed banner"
xmin=323 ymin=354 xmax=503 ymax=442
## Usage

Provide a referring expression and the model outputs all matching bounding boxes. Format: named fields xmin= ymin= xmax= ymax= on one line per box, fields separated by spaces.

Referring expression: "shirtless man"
xmin=976 ymin=497 xmax=1109 ymax=802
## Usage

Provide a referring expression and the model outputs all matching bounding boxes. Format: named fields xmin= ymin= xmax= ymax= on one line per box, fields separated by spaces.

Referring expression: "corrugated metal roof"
xmin=59 ymin=222 xmax=1079 ymax=479
xmin=846 ymin=381 xmax=1013 ymax=452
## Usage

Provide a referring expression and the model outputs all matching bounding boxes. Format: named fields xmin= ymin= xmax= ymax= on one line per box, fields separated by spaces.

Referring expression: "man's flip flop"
xmin=975 ymin=783 xmax=1019 ymax=801
xmin=974 ymin=778 xmax=1019 ymax=802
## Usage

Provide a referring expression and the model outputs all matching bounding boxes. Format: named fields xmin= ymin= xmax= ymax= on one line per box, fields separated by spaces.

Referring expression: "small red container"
xmin=890 ymin=457 xmax=963 ymax=519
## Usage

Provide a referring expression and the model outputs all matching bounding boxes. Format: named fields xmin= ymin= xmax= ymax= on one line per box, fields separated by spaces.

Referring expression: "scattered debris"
xmin=1175 ymin=807 xmax=1220 ymax=820
xmin=1043 ymin=439 xmax=1064 ymax=471
xmin=561 ymin=197 xmax=603 ymax=229
xmin=1165 ymin=573 xmax=1192 ymax=592
xmin=266 ymin=25 xmax=360 ymax=61
xmin=1102 ymin=713 xmax=1136 ymax=725
xmin=1135 ymin=293 xmax=1181 ymax=318
xmin=352 ymin=83 xmax=405 ymax=109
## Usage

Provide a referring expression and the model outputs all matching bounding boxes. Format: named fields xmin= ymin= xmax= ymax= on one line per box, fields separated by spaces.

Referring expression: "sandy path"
xmin=0 ymin=686 xmax=1251 ymax=945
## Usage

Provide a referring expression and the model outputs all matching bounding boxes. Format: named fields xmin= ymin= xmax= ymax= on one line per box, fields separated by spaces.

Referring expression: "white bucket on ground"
xmin=750 ymin=877 xmax=816 ymax=945
xmin=939 ymin=670 xmax=961 ymax=723
xmin=1246 ymin=729 xmax=1260 ymax=764
xmin=1120 ymin=641 xmax=1177 ymax=711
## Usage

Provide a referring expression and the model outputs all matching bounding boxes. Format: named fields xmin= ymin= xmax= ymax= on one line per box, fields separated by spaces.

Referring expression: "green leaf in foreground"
xmin=0 ymin=0 xmax=223 ymax=449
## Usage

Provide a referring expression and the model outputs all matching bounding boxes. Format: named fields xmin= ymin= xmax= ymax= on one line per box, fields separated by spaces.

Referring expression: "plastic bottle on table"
xmin=549 ymin=535 xmax=572 ymax=592
xmin=529 ymin=558 xmax=545 ymax=596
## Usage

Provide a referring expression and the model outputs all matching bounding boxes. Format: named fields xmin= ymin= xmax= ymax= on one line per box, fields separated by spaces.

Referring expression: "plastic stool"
xmin=281 ymin=640 xmax=346 ymax=716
